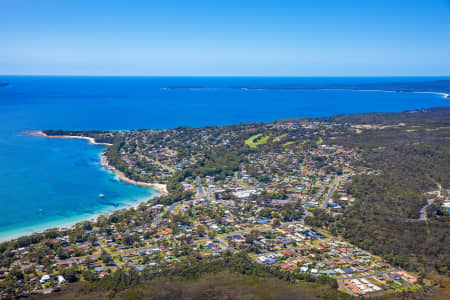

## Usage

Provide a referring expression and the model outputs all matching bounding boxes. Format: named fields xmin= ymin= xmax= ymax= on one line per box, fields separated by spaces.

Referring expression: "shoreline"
xmin=0 ymin=131 xmax=169 ymax=242
xmin=239 ymin=87 xmax=450 ymax=99
xmin=413 ymin=91 xmax=449 ymax=99
xmin=100 ymin=153 xmax=168 ymax=195
xmin=22 ymin=130 xmax=168 ymax=196
xmin=163 ymin=86 xmax=450 ymax=99
xmin=22 ymin=130 xmax=113 ymax=146
xmin=0 ymin=189 xmax=155 ymax=242
xmin=334 ymin=89 xmax=450 ymax=99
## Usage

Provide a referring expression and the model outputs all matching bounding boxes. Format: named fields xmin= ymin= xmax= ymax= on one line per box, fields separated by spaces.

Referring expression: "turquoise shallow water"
xmin=0 ymin=76 xmax=448 ymax=241
xmin=0 ymin=136 xmax=155 ymax=241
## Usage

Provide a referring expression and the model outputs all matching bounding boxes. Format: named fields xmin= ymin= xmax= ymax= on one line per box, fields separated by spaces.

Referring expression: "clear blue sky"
xmin=1 ymin=0 xmax=450 ymax=76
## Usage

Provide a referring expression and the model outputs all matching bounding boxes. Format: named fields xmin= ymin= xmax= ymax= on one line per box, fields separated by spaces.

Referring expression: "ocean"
xmin=0 ymin=76 xmax=448 ymax=241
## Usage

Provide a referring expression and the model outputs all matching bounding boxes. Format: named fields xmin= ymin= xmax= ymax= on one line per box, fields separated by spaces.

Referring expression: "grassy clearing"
xmin=273 ymin=134 xmax=287 ymax=142
xmin=245 ymin=134 xmax=270 ymax=148
xmin=283 ymin=141 xmax=294 ymax=147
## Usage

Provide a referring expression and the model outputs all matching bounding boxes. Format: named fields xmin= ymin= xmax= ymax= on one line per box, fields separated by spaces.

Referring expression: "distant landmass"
xmin=162 ymin=86 xmax=217 ymax=90
xmin=234 ymin=80 xmax=450 ymax=98
xmin=165 ymin=80 xmax=450 ymax=98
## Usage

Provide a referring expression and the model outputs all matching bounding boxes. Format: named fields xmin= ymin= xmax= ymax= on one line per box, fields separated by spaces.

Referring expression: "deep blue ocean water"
xmin=0 ymin=76 xmax=448 ymax=241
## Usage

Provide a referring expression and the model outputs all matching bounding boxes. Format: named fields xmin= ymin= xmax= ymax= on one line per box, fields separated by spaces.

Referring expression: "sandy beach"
xmin=0 ymin=187 xmax=157 ymax=242
xmin=413 ymin=91 xmax=449 ymax=99
xmin=321 ymin=89 xmax=449 ymax=99
xmin=241 ymin=88 xmax=450 ymax=99
xmin=100 ymin=153 xmax=168 ymax=195
xmin=22 ymin=130 xmax=113 ymax=146
xmin=23 ymin=130 xmax=168 ymax=195
xmin=0 ymin=131 xmax=169 ymax=241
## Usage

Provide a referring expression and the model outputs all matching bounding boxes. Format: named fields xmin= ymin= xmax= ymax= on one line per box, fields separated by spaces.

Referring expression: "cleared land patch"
xmin=273 ymin=133 xmax=287 ymax=142
xmin=245 ymin=134 xmax=270 ymax=148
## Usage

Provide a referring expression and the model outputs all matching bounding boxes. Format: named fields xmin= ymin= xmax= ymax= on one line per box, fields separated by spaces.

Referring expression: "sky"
xmin=1 ymin=0 xmax=450 ymax=76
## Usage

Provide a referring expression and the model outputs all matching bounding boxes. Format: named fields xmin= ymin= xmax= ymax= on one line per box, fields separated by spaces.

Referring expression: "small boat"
xmin=99 ymin=194 xmax=105 ymax=198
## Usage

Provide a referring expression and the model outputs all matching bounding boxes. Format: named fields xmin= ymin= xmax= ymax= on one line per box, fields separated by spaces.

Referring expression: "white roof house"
xmin=40 ymin=274 xmax=50 ymax=284
xmin=57 ymin=275 xmax=66 ymax=284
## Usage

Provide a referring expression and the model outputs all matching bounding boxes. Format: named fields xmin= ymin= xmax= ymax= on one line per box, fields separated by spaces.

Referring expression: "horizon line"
xmin=1 ymin=74 xmax=450 ymax=78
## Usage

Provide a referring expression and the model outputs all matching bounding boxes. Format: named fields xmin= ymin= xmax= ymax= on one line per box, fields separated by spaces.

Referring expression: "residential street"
xmin=321 ymin=175 xmax=341 ymax=209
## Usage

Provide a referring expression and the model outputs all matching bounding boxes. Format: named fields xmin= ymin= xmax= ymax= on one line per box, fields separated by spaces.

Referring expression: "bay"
xmin=0 ymin=76 xmax=448 ymax=241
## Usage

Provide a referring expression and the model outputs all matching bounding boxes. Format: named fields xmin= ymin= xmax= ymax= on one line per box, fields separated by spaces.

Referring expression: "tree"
xmin=61 ymin=267 xmax=78 ymax=283
xmin=272 ymin=218 xmax=281 ymax=228
xmin=101 ymin=251 xmax=114 ymax=265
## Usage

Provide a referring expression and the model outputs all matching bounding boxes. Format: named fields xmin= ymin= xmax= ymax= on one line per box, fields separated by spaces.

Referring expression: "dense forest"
xmin=307 ymin=107 xmax=450 ymax=276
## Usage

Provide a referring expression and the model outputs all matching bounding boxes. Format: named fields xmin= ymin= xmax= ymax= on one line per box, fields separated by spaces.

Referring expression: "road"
xmin=55 ymin=254 xmax=98 ymax=266
xmin=214 ymin=238 xmax=236 ymax=253
xmin=96 ymin=242 xmax=119 ymax=268
xmin=234 ymin=171 xmax=248 ymax=188
xmin=419 ymin=199 xmax=435 ymax=221
xmin=321 ymin=175 xmax=341 ymax=209
xmin=117 ymin=245 xmax=158 ymax=255
xmin=151 ymin=201 xmax=182 ymax=227
xmin=196 ymin=176 xmax=204 ymax=197
xmin=419 ymin=182 xmax=442 ymax=221
xmin=335 ymin=269 xmax=400 ymax=280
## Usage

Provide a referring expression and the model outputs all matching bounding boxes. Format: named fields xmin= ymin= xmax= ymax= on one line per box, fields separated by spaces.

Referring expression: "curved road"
xmin=419 ymin=183 xmax=441 ymax=221
xmin=419 ymin=199 xmax=435 ymax=221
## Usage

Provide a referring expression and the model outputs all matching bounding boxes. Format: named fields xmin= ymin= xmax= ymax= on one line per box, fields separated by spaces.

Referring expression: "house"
xmin=40 ymin=274 xmax=51 ymax=284
xmin=57 ymin=275 xmax=66 ymax=285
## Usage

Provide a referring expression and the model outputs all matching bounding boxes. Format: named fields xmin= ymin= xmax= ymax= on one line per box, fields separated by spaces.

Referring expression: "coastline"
xmin=22 ymin=130 xmax=113 ymax=146
xmin=100 ymin=153 xmax=168 ymax=196
xmin=413 ymin=91 xmax=449 ymax=99
xmin=320 ymin=89 xmax=450 ymax=99
xmin=340 ymin=89 xmax=450 ymax=99
xmin=22 ymin=130 xmax=168 ymax=196
xmin=0 ymin=189 xmax=155 ymax=242
xmin=162 ymin=85 xmax=450 ymax=100
xmin=0 ymin=131 xmax=169 ymax=242
xmin=241 ymin=87 xmax=450 ymax=99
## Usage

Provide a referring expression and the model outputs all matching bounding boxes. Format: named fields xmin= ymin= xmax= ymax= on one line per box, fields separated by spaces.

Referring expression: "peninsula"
xmin=165 ymin=80 xmax=450 ymax=99
xmin=234 ymin=80 xmax=450 ymax=99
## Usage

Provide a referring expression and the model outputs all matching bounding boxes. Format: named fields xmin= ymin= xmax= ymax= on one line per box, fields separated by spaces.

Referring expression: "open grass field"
xmin=245 ymin=134 xmax=270 ymax=148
